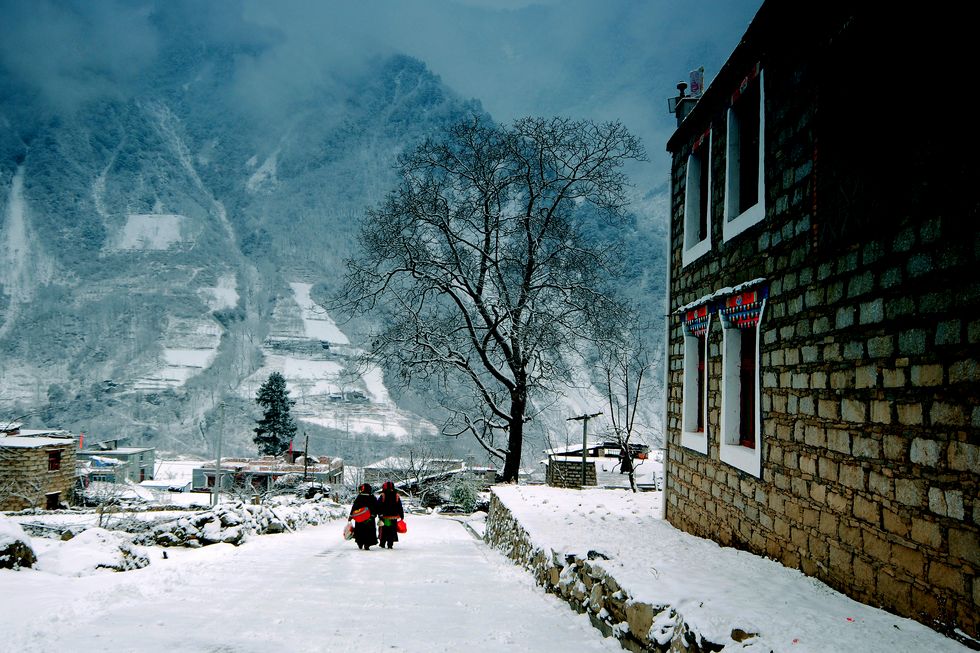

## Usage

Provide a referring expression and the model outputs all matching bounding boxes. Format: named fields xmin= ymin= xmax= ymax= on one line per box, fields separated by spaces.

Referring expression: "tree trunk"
xmin=501 ymin=390 xmax=526 ymax=483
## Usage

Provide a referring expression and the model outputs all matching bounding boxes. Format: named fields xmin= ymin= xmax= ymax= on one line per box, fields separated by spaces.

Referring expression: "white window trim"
xmin=718 ymin=298 xmax=766 ymax=477
xmin=723 ymin=69 xmax=766 ymax=242
xmin=680 ymin=313 xmax=712 ymax=454
xmin=682 ymin=130 xmax=712 ymax=267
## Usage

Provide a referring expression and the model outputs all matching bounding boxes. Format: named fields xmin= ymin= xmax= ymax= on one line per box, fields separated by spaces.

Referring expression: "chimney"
xmin=668 ymin=68 xmax=705 ymax=127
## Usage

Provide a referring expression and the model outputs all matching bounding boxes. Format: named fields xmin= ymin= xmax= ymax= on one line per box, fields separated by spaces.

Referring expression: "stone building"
xmin=0 ymin=431 xmax=78 ymax=511
xmin=663 ymin=1 xmax=978 ymax=642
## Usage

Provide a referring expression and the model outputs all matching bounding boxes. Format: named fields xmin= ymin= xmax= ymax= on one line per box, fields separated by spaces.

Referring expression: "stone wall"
xmin=0 ymin=444 xmax=78 ymax=511
xmin=663 ymin=6 xmax=979 ymax=642
xmin=485 ymin=492 xmax=743 ymax=652
xmin=546 ymin=460 xmax=597 ymax=488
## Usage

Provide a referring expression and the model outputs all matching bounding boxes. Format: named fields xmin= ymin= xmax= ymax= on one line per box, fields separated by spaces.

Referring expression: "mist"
xmin=1 ymin=0 xmax=760 ymax=187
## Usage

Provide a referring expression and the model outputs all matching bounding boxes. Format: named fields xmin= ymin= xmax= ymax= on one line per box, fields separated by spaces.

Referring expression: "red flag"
xmin=79 ymin=432 xmax=84 ymax=449
xmin=288 ymin=439 xmax=293 ymax=456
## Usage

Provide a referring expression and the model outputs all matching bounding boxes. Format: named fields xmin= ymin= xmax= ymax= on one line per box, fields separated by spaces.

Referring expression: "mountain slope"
xmin=0 ymin=47 xmax=481 ymax=460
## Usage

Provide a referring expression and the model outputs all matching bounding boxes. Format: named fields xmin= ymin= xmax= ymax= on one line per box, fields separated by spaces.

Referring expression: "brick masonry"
xmin=663 ymin=4 xmax=979 ymax=643
xmin=0 ymin=443 xmax=78 ymax=511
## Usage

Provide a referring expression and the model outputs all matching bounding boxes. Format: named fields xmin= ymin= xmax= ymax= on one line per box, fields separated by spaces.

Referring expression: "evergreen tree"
xmin=253 ymin=372 xmax=297 ymax=456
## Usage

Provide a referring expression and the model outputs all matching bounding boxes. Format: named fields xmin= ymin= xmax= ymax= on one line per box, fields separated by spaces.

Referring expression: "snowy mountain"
xmin=0 ymin=34 xmax=473 ymax=459
xmin=0 ymin=4 xmax=668 ymax=465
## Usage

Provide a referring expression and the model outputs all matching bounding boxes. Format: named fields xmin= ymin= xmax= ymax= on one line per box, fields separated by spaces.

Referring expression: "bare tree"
xmin=339 ymin=116 xmax=643 ymax=482
xmin=599 ymin=326 xmax=655 ymax=493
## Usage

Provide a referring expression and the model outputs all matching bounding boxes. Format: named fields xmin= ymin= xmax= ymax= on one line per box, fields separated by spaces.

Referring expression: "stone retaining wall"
xmin=485 ymin=492 xmax=750 ymax=652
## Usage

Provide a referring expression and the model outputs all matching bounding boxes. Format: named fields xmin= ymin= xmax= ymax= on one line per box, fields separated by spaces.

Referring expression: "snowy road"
xmin=2 ymin=515 xmax=621 ymax=653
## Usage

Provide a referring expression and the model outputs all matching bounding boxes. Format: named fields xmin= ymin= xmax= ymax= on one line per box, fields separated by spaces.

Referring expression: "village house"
xmin=364 ymin=455 xmax=497 ymax=490
xmin=0 ymin=424 xmax=79 ymax=510
xmin=77 ymin=437 xmax=155 ymax=484
xmin=192 ymin=453 xmax=344 ymax=493
xmin=662 ymin=1 xmax=977 ymax=643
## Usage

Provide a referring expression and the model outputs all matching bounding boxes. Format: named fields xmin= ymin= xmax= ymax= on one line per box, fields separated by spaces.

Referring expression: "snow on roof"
xmin=15 ymin=429 xmax=71 ymax=437
xmin=88 ymin=456 xmax=124 ymax=467
xmin=0 ymin=436 xmax=75 ymax=448
xmin=675 ymin=277 xmax=767 ymax=314
xmin=138 ymin=479 xmax=190 ymax=489
xmin=543 ymin=440 xmax=604 ymax=456
xmin=80 ymin=447 xmax=153 ymax=455
xmin=364 ymin=456 xmax=464 ymax=470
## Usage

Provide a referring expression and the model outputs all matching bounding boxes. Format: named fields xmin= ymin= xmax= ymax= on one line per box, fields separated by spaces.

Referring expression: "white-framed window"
xmin=718 ymin=288 xmax=767 ymax=477
xmin=682 ymin=130 xmax=712 ymax=267
xmin=681 ymin=307 xmax=711 ymax=454
xmin=723 ymin=67 xmax=766 ymax=241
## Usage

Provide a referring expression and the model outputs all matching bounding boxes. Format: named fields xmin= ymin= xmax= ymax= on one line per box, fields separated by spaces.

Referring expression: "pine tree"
xmin=253 ymin=372 xmax=297 ymax=456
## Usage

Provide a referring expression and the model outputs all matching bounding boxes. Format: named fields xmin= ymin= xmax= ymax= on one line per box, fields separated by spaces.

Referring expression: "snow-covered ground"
xmin=492 ymin=486 xmax=969 ymax=652
xmin=3 ymin=486 xmax=968 ymax=651
xmin=0 ymin=514 xmax=620 ymax=652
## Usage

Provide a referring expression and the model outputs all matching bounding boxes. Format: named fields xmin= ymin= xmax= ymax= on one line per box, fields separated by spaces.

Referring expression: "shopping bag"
xmin=351 ymin=507 xmax=372 ymax=523
xmin=343 ymin=521 xmax=354 ymax=540
xmin=396 ymin=519 xmax=407 ymax=534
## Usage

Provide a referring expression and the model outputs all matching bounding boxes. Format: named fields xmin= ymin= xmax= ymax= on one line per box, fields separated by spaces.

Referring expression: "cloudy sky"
xmin=1 ymin=0 xmax=762 ymax=192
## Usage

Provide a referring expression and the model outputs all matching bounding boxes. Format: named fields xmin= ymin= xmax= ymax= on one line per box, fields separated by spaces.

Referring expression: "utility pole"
xmin=303 ymin=431 xmax=309 ymax=482
xmin=567 ymin=412 xmax=601 ymax=488
xmin=212 ymin=402 xmax=224 ymax=507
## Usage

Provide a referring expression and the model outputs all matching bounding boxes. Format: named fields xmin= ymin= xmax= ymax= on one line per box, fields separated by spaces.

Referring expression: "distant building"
xmin=139 ymin=478 xmax=192 ymax=494
xmin=0 ymin=425 xmax=78 ymax=510
xmin=542 ymin=440 xmax=656 ymax=489
xmin=364 ymin=456 xmax=497 ymax=489
xmin=193 ymin=454 xmax=344 ymax=492
xmin=77 ymin=438 xmax=155 ymax=483
xmin=663 ymin=1 xmax=977 ymax=641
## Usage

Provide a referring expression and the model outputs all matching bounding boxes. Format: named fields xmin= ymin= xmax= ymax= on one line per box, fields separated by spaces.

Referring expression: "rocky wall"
xmin=485 ymin=493 xmax=755 ymax=652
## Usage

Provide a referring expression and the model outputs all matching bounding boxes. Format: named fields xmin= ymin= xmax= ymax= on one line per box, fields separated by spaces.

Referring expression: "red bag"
xmin=396 ymin=519 xmax=407 ymax=534
xmin=351 ymin=507 xmax=372 ymax=523
xmin=343 ymin=522 xmax=354 ymax=540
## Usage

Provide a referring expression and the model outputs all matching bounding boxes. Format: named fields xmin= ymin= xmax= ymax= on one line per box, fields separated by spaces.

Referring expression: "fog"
xmin=1 ymin=0 xmax=760 ymax=187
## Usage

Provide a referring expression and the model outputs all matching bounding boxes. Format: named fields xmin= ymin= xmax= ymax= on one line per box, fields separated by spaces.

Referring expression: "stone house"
xmin=662 ymin=2 xmax=978 ymax=642
xmin=0 ymin=429 xmax=78 ymax=510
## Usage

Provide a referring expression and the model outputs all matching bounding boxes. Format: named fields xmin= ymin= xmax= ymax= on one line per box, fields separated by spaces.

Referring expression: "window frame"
xmin=681 ymin=313 xmax=712 ymax=454
xmin=723 ymin=69 xmax=766 ymax=242
xmin=47 ymin=449 xmax=62 ymax=471
xmin=682 ymin=130 xmax=713 ymax=267
xmin=719 ymin=296 xmax=766 ymax=477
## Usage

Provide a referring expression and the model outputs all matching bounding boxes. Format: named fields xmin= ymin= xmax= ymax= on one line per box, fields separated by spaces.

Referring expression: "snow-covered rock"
xmin=37 ymin=527 xmax=149 ymax=575
xmin=0 ymin=517 xmax=36 ymax=569
xmin=141 ymin=498 xmax=348 ymax=548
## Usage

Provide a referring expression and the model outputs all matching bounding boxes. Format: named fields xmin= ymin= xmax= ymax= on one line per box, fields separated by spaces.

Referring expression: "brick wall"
xmin=0 ymin=444 xmax=78 ymax=511
xmin=663 ymin=8 xmax=979 ymax=642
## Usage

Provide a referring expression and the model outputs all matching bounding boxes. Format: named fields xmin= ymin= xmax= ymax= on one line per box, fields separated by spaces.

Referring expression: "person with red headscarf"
xmin=349 ymin=483 xmax=379 ymax=550
xmin=376 ymin=481 xmax=404 ymax=549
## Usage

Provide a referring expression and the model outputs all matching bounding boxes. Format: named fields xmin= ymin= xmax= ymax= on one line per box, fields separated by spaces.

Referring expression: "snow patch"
xmin=290 ymin=282 xmax=349 ymax=345
xmin=110 ymin=214 xmax=187 ymax=251
xmin=0 ymin=167 xmax=56 ymax=338
xmin=132 ymin=317 xmax=222 ymax=391
xmin=198 ymin=272 xmax=239 ymax=310
xmin=246 ymin=150 xmax=279 ymax=193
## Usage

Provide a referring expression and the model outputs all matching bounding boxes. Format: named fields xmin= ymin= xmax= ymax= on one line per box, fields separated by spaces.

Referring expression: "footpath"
xmin=484 ymin=485 xmax=970 ymax=653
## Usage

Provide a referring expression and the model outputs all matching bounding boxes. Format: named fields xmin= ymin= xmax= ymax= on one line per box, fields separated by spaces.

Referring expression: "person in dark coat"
xmin=349 ymin=483 xmax=379 ymax=550
xmin=376 ymin=481 xmax=404 ymax=549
